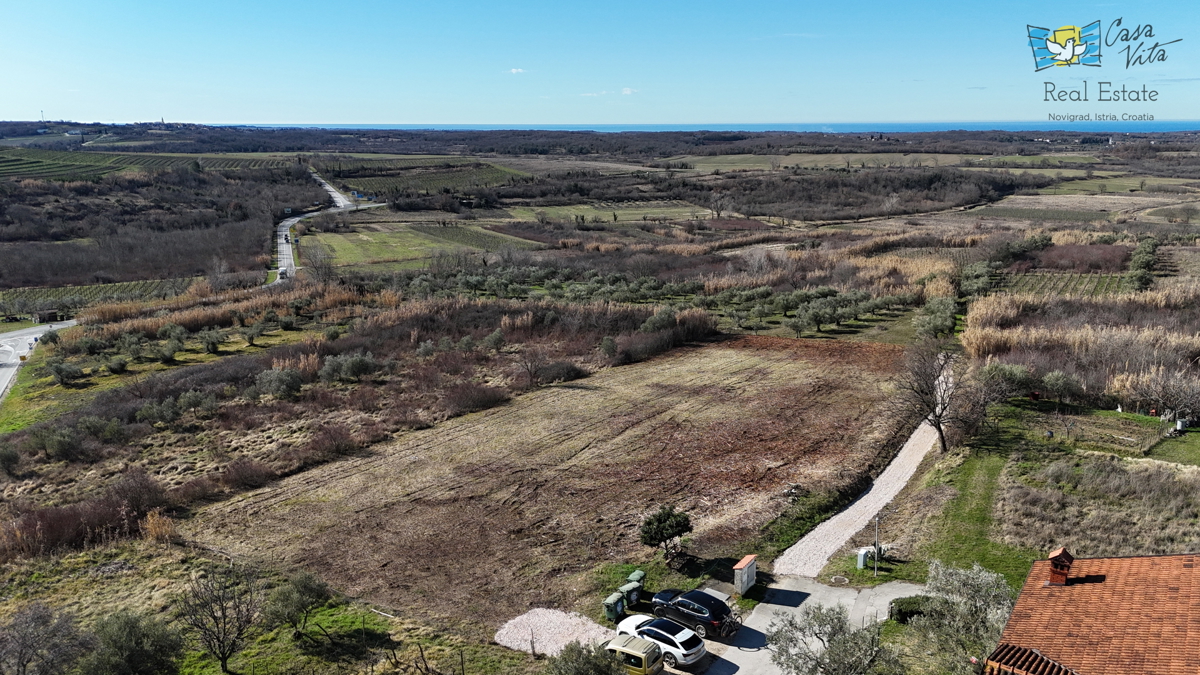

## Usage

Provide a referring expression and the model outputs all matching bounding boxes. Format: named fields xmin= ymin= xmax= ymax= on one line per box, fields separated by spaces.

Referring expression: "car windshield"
xmin=648 ymin=619 xmax=684 ymax=636
xmin=681 ymin=635 xmax=703 ymax=651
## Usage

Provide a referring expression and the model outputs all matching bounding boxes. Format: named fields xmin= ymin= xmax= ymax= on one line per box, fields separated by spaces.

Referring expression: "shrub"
xmin=305 ymin=425 xmax=360 ymax=458
xmin=116 ymin=332 xmax=144 ymax=360
xmin=106 ymin=356 xmax=129 ymax=374
xmin=40 ymin=329 xmax=60 ymax=345
xmin=640 ymin=505 xmax=693 ymax=561
xmin=264 ymin=572 xmax=332 ymax=637
xmin=256 ymin=368 xmax=302 ymax=399
xmin=27 ymin=426 xmax=83 ymax=461
xmin=546 ymin=641 xmax=623 ymax=675
xmin=221 ymin=458 xmax=276 ymax=489
xmin=178 ymin=390 xmax=218 ymax=417
xmin=197 ymin=327 xmax=226 ymax=354
xmin=241 ymin=322 xmax=266 ymax=346
xmin=323 ymin=326 xmax=342 ymax=341
xmin=0 ymin=446 xmax=19 ymax=476
xmin=441 ymin=383 xmax=510 ymax=415
xmin=141 ymin=508 xmax=178 ymax=545
xmin=890 ymin=595 xmax=933 ymax=624
xmin=77 ymin=415 xmax=127 ymax=443
xmin=47 ymin=360 xmax=85 ymax=386
xmin=639 ymin=307 xmax=676 ymax=333
xmin=319 ymin=352 xmax=379 ymax=383
xmin=169 ymin=476 xmax=220 ymax=506
xmin=600 ymin=336 xmax=617 ymax=357
xmin=416 ymin=340 xmax=436 ymax=357
xmin=77 ymin=610 xmax=184 ymax=675
xmin=137 ymin=397 xmax=180 ymax=425
xmin=278 ymin=315 xmax=298 ymax=330
xmin=157 ymin=323 xmax=187 ymax=341
xmin=482 ymin=328 xmax=505 ymax=352
xmin=155 ymin=339 xmax=184 ymax=363
xmin=538 ymin=361 xmax=588 ymax=384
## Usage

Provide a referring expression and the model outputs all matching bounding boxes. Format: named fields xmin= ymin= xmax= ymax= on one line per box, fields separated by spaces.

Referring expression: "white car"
xmin=616 ymin=614 xmax=707 ymax=668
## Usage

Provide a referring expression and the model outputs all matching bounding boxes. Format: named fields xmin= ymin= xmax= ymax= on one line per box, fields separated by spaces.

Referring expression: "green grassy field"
xmin=409 ymin=225 xmax=540 ymax=250
xmin=1041 ymin=175 xmax=1196 ymax=195
xmin=1002 ymin=272 xmax=1131 ymax=296
xmin=960 ymin=167 xmax=1120 ymax=178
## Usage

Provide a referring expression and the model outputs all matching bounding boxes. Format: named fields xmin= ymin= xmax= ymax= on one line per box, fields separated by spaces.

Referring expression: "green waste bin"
xmin=604 ymin=593 xmax=626 ymax=622
xmin=619 ymin=581 xmax=642 ymax=605
xmin=627 ymin=570 xmax=646 ymax=585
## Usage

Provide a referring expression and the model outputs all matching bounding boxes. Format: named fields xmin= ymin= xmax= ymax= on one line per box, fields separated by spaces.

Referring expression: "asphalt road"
xmin=0 ymin=321 xmax=77 ymax=407
xmin=268 ymin=171 xmax=382 ymax=285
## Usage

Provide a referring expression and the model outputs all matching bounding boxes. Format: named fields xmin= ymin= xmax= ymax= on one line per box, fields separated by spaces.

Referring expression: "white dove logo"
xmin=1045 ymin=36 xmax=1087 ymax=63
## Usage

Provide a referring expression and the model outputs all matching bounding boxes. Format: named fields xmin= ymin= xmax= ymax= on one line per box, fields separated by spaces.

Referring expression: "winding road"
xmin=0 ymin=321 xmax=77 ymax=408
xmin=269 ymin=171 xmax=382 ymax=285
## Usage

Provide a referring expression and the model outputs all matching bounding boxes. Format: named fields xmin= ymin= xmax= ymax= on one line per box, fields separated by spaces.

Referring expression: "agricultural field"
xmin=0 ymin=147 xmax=292 ymax=180
xmin=969 ymin=154 xmax=1100 ymax=166
xmin=1001 ymin=272 xmax=1132 ymax=296
xmin=1040 ymin=175 xmax=1197 ymax=195
xmin=963 ymin=206 xmax=1112 ymax=222
xmin=0 ymin=278 xmax=196 ymax=311
xmin=184 ymin=337 xmax=903 ymax=627
xmin=310 ymin=219 xmax=538 ymax=269
xmin=505 ymin=200 xmax=704 ymax=223
xmin=668 ymin=153 xmax=985 ymax=172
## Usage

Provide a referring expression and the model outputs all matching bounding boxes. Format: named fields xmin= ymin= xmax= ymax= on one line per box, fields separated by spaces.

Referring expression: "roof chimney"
xmin=1047 ymin=547 xmax=1074 ymax=586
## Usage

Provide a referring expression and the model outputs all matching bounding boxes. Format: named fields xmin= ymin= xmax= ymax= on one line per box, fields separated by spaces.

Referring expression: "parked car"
xmin=617 ymin=614 xmax=707 ymax=668
xmin=650 ymin=589 xmax=738 ymax=639
xmin=603 ymin=634 xmax=664 ymax=675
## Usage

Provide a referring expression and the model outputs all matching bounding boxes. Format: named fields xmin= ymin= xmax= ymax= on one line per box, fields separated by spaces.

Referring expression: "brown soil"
xmin=183 ymin=337 xmax=901 ymax=628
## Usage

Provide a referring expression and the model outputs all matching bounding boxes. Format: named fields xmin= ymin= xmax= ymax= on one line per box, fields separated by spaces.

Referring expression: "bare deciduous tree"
xmin=887 ymin=339 xmax=957 ymax=452
xmin=177 ymin=567 xmax=261 ymax=674
xmin=515 ymin=347 xmax=548 ymax=387
xmin=0 ymin=603 xmax=92 ymax=675
xmin=301 ymin=240 xmax=337 ymax=287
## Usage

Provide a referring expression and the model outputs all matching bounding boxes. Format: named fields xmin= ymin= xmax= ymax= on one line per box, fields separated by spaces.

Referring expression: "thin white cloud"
xmin=581 ymin=91 xmax=610 ymax=97
xmin=508 ymin=68 xmax=525 ymax=74
xmin=622 ymin=87 xmax=636 ymax=95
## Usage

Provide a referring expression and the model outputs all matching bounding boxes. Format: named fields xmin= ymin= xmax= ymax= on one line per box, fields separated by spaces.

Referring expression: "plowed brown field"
xmin=184 ymin=337 xmax=900 ymax=627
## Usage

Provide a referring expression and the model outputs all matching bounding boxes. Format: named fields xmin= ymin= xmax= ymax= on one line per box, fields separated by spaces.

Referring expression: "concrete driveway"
xmin=699 ymin=579 xmax=925 ymax=675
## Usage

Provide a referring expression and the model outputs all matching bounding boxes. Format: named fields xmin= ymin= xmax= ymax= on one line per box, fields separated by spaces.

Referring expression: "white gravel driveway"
xmin=772 ymin=420 xmax=940 ymax=576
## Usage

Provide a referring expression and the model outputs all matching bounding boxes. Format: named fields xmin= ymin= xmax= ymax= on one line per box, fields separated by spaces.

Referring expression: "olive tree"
xmin=545 ymin=641 xmax=624 ymax=675
xmin=639 ymin=505 xmax=693 ymax=562
xmin=766 ymin=603 xmax=903 ymax=675
xmin=77 ymin=610 xmax=183 ymax=675
xmin=909 ymin=561 xmax=1014 ymax=675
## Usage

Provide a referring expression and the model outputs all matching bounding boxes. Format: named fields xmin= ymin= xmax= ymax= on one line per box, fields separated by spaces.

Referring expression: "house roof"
xmin=988 ymin=643 xmax=1079 ymax=675
xmin=993 ymin=551 xmax=1200 ymax=675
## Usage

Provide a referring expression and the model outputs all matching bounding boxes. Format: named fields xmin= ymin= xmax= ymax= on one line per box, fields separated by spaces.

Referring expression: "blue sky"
xmin=3 ymin=0 xmax=1197 ymax=125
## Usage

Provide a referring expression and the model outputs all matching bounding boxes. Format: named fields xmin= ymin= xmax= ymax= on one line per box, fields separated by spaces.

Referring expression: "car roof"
xmin=607 ymin=634 xmax=660 ymax=656
xmin=618 ymin=615 xmax=655 ymax=631
xmin=681 ymin=590 xmax=730 ymax=614
xmin=646 ymin=619 xmax=688 ymax=637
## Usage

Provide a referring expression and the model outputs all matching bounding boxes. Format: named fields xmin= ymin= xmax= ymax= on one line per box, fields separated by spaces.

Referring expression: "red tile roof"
xmin=987 ymin=644 xmax=1078 ymax=675
xmin=990 ymin=551 xmax=1200 ymax=675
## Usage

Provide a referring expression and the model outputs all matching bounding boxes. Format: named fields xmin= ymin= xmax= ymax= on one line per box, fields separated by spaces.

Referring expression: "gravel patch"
xmin=495 ymin=609 xmax=616 ymax=657
xmin=773 ymin=420 xmax=941 ymax=576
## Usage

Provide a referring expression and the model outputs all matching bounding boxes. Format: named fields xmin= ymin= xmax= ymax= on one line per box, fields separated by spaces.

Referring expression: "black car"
xmin=650 ymin=589 xmax=738 ymax=639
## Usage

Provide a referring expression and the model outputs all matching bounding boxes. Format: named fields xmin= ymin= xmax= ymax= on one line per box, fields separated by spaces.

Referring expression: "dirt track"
xmin=184 ymin=337 xmax=900 ymax=627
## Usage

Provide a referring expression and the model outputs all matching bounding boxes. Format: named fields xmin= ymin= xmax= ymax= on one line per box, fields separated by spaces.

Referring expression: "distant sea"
xmin=247 ymin=122 xmax=1200 ymax=133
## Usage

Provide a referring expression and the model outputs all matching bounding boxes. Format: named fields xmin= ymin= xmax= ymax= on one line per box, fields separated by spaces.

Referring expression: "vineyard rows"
xmin=0 ymin=278 xmax=196 ymax=311
xmin=1000 ymin=272 xmax=1130 ymax=296
xmin=341 ymin=165 xmax=523 ymax=194
xmin=0 ymin=148 xmax=291 ymax=181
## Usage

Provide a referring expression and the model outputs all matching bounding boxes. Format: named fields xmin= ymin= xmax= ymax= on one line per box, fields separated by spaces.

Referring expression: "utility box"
xmin=619 ymin=582 xmax=642 ymax=605
xmin=733 ymin=554 xmax=757 ymax=595
xmin=856 ymin=548 xmax=872 ymax=569
xmin=603 ymin=593 xmax=626 ymax=622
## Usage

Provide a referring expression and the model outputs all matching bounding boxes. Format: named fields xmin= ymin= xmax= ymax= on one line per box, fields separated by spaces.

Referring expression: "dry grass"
xmin=997 ymin=454 xmax=1200 ymax=557
xmin=183 ymin=337 xmax=901 ymax=627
